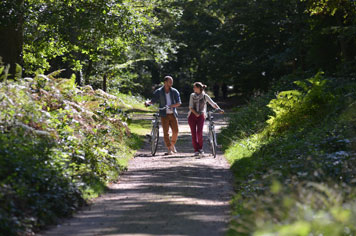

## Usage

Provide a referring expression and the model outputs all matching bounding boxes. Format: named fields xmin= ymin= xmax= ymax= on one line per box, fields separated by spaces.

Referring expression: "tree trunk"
xmin=85 ymin=59 xmax=93 ymax=85
xmin=0 ymin=0 xmax=24 ymax=77
xmin=103 ymin=74 xmax=107 ymax=92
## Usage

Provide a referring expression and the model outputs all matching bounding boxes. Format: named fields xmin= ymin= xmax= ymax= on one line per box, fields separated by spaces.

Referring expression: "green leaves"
xmin=266 ymin=72 xmax=334 ymax=134
xmin=0 ymin=71 xmax=140 ymax=234
xmin=0 ymin=65 xmax=10 ymax=82
xmin=223 ymin=74 xmax=356 ymax=236
xmin=22 ymin=0 xmax=160 ymax=77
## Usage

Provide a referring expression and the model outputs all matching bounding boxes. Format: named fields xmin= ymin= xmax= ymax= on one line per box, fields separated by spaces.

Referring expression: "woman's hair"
xmin=193 ymin=82 xmax=207 ymax=92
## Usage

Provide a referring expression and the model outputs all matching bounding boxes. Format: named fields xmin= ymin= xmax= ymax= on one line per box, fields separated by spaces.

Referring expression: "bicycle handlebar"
xmin=152 ymin=106 xmax=170 ymax=117
xmin=158 ymin=105 xmax=170 ymax=110
xmin=209 ymin=108 xmax=224 ymax=113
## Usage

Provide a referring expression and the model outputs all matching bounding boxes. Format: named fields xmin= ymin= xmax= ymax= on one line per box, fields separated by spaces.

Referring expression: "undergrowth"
xmin=221 ymin=72 xmax=356 ymax=236
xmin=0 ymin=68 xmax=145 ymax=235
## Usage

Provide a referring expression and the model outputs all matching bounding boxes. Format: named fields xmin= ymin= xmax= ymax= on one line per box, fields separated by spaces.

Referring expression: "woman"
xmin=188 ymin=82 xmax=223 ymax=156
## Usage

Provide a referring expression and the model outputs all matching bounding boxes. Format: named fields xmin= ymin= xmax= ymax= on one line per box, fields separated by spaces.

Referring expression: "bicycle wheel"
xmin=209 ymin=129 xmax=217 ymax=158
xmin=151 ymin=126 xmax=159 ymax=156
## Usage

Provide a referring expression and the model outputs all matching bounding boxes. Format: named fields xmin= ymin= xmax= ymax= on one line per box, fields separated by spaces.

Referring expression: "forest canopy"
xmin=1 ymin=0 xmax=355 ymax=98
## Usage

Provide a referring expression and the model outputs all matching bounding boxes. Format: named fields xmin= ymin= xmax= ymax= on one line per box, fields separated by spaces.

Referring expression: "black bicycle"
xmin=150 ymin=106 xmax=169 ymax=156
xmin=206 ymin=108 xmax=223 ymax=158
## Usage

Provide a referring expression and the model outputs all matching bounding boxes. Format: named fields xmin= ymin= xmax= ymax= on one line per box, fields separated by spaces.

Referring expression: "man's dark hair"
xmin=164 ymin=76 xmax=173 ymax=82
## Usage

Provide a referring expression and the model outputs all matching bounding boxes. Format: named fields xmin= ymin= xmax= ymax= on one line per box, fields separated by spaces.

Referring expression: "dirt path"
xmin=39 ymin=107 xmax=234 ymax=236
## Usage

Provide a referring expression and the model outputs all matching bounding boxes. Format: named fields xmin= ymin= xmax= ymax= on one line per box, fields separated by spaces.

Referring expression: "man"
xmin=145 ymin=76 xmax=181 ymax=155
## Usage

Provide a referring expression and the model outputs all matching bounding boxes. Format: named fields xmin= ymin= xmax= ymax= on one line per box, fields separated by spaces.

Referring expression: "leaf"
xmin=15 ymin=63 xmax=22 ymax=80
xmin=0 ymin=64 xmax=10 ymax=82
xmin=47 ymin=69 xmax=66 ymax=80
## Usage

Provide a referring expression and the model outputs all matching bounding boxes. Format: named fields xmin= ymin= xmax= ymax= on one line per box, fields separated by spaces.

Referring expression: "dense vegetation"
xmin=0 ymin=67 xmax=150 ymax=234
xmin=1 ymin=0 xmax=356 ymax=235
xmin=2 ymin=1 xmax=356 ymax=98
xmin=221 ymin=72 xmax=356 ymax=235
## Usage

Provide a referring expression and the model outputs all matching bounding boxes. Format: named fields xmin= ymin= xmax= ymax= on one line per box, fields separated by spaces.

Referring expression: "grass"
xmin=115 ymin=93 xmax=153 ymax=112
xmin=128 ymin=117 xmax=152 ymax=136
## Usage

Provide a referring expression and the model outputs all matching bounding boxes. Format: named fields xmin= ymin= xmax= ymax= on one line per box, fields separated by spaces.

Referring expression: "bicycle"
xmin=206 ymin=108 xmax=224 ymax=158
xmin=149 ymin=106 xmax=169 ymax=156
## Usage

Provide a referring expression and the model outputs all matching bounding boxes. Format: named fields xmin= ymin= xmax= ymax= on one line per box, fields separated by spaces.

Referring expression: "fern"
xmin=47 ymin=69 xmax=66 ymax=80
xmin=266 ymin=72 xmax=334 ymax=134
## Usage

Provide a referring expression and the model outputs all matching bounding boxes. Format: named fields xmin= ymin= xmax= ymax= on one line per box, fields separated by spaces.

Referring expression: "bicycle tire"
xmin=213 ymin=130 xmax=218 ymax=158
xmin=209 ymin=129 xmax=217 ymax=158
xmin=151 ymin=126 xmax=159 ymax=156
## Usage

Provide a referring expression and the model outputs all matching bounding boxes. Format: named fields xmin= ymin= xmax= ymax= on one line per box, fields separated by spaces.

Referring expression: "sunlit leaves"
xmin=304 ymin=0 xmax=356 ymax=17
xmin=0 ymin=68 xmax=141 ymax=233
xmin=223 ymin=74 xmax=356 ymax=236
xmin=22 ymin=0 xmax=160 ymax=76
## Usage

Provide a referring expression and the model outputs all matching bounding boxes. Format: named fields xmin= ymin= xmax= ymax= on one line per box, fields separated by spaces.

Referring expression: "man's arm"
xmin=144 ymin=89 xmax=160 ymax=106
xmin=169 ymin=102 xmax=181 ymax=108
xmin=170 ymin=89 xmax=181 ymax=108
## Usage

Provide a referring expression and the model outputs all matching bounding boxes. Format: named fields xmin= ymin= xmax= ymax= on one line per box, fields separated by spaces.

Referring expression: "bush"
xmin=0 ymin=68 xmax=142 ymax=234
xmin=266 ymin=72 xmax=335 ymax=134
xmin=223 ymin=72 xmax=356 ymax=235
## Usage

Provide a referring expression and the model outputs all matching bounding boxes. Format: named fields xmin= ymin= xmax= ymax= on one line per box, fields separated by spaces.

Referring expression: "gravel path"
xmin=39 ymin=107 xmax=234 ymax=236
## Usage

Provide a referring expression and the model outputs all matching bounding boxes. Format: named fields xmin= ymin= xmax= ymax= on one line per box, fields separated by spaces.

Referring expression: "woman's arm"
xmin=190 ymin=107 xmax=200 ymax=117
xmin=205 ymin=94 xmax=220 ymax=109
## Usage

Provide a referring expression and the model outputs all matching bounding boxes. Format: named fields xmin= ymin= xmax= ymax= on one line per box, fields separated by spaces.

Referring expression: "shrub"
xmin=223 ymin=72 xmax=356 ymax=235
xmin=0 ymin=68 xmax=141 ymax=234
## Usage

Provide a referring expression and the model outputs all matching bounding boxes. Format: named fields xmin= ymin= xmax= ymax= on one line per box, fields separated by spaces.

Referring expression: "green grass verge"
xmin=128 ymin=117 xmax=152 ymax=137
xmin=222 ymin=74 xmax=356 ymax=236
xmin=115 ymin=93 xmax=153 ymax=112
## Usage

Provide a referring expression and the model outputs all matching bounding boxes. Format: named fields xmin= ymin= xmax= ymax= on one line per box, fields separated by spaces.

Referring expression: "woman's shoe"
xmin=171 ymin=145 xmax=177 ymax=153
xmin=194 ymin=151 xmax=200 ymax=156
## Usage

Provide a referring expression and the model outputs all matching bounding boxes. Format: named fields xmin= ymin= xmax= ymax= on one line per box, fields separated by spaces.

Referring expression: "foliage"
xmin=219 ymin=95 xmax=273 ymax=151
xmin=145 ymin=0 xmax=356 ymax=96
xmin=22 ymin=0 xmax=158 ymax=74
xmin=1 ymin=0 xmax=356 ymax=97
xmin=0 ymin=67 xmax=142 ymax=234
xmin=222 ymin=73 xmax=356 ymax=235
xmin=266 ymin=72 xmax=335 ymax=134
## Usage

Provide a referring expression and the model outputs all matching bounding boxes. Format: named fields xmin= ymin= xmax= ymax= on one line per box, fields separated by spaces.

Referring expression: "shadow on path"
xmin=40 ymin=107 xmax=234 ymax=236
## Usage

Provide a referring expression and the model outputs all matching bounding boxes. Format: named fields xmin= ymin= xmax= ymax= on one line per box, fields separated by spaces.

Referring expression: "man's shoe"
xmin=165 ymin=149 xmax=173 ymax=155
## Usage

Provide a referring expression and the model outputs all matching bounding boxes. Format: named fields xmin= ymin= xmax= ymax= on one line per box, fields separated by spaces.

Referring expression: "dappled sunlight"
xmin=41 ymin=106 xmax=233 ymax=236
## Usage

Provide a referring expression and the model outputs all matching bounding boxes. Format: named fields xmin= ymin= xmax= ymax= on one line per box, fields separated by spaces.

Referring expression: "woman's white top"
xmin=188 ymin=92 xmax=219 ymax=118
